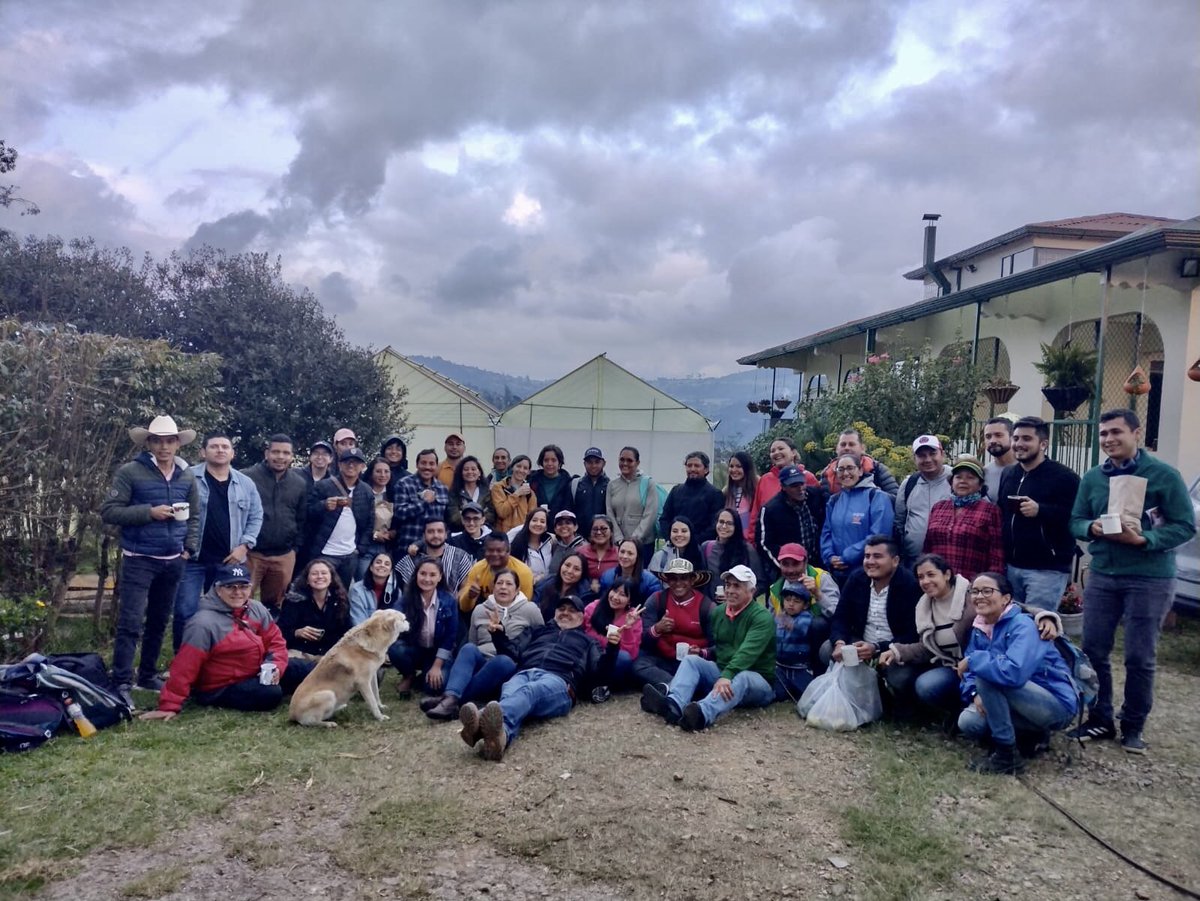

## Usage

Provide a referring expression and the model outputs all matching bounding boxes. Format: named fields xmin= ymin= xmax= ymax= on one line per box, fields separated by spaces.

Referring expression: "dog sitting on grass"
xmin=288 ymin=609 xmax=409 ymax=727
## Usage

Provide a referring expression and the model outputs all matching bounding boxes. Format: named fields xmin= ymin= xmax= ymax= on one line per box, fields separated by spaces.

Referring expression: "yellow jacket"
xmin=458 ymin=557 xmax=535 ymax=613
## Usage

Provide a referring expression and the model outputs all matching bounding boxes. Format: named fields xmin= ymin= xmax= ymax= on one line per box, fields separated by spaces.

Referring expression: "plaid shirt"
xmin=922 ymin=499 xmax=1005 ymax=582
xmin=391 ymin=476 xmax=450 ymax=550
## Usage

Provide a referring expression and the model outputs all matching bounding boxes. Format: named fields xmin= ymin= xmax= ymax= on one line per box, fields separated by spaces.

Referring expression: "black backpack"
xmin=0 ymin=654 xmax=132 ymax=733
xmin=0 ymin=689 xmax=66 ymax=753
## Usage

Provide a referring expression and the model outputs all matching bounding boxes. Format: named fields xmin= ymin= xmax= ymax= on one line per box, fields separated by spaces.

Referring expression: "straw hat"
xmin=654 ymin=557 xmax=711 ymax=588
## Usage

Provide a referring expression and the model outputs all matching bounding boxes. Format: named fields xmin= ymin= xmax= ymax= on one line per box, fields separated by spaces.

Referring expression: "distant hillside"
xmin=409 ymin=355 xmax=792 ymax=444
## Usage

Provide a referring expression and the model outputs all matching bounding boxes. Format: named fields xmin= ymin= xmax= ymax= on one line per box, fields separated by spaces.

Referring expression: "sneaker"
xmin=679 ymin=702 xmax=707 ymax=733
xmin=459 ymin=703 xmax=482 ymax=748
xmin=478 ymin=701 xmax=507 ymax=761
xmin=115 ymin=684 xmax=136 ymax=711
xmin=969 ymin=744 xmax=1026 ymax=776
xmin=1065 ymin=719 xmax=1116 ymax=743
xmin=640 ymin=683 xmax=680 ymax=725
xmin=1121 ymin=731 xmax=1147 ymax=754
xmin=135 ymin=674 xmax=166 ymax=693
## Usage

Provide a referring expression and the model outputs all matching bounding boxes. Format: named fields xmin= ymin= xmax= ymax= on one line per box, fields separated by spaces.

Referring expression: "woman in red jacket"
xmin=141 ymin=564 xmax=288 ymax=719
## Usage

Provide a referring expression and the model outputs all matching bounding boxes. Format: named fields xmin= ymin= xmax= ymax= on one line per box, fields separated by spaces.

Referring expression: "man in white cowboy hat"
xmin=641 ymin=563 xmax=776 ymax=732
xmin=632 ymin=557 xmax=716 ymax=691
xmin=101 ymin=415 xmax=201 ymax=708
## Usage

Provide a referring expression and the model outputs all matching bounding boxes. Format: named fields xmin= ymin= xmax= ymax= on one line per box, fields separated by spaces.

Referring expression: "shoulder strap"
xmin=902 ymin=474 xmax=918 ymax=504
xmin=638 ymin=475 xmax=648 ymax=506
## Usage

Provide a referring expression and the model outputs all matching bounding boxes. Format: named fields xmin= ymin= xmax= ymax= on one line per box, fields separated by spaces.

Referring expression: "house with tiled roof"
xmin=739 ymin=213 xmax=1200 ymax=479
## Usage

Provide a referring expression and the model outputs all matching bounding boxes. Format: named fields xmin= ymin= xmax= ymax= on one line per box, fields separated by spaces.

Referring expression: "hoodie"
xmin=380 ymin=435 xmax=410 ymax=491
xmin=467 ymin=592 xmax=544 ymax=657
xmin=960 ymin=604 xmax=1078 ymax=716
xmin=820 ymin=474 xmax=895 ymax=571
xmin=894 ymin=465 xmax=953 ymax=562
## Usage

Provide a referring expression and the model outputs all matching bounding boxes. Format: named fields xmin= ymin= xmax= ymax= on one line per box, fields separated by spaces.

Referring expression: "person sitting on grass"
xmin=278 ymin=558 xmax=351 ymax=693
xmin=459 ymin=594 xmax=619 ymax=761
xmin=141 ymin=564 xmax=287 ymax=720
xmin=583 ymin=578 xmax=645 ymax=686
xmin=640 ymin=564 xmax=775 ymax=732
xmin=772 ymin=581 xmax=815 ymax=703
xmin=349 ymin=551 xmax=400 ymax=626
xmin=422 ymin=569 xmax=543 ymax=720
xmin=631 ymin=558 xmax=715 ymax=690
xmin=391 ymin=557 xmax=458 ymax=699
xmin=956 ymin=571 xmax=1078 ymax=775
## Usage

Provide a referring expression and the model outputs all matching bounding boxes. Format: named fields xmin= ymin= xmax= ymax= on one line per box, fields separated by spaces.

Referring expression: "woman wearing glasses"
xmin=820 ymin=453 xmax=895 ymax=586
xmin=955 ymin=571 xmax=1077 ymax=775
xmin=579 ymin=514 xmax=620 ymax=592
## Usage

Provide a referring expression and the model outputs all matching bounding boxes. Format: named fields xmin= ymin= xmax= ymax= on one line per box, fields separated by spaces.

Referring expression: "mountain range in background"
xmin=407 ymin=354 xmax=799 ymax=444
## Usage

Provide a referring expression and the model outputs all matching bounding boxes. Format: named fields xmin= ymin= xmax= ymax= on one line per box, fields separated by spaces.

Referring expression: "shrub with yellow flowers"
xmin=0 ymin=596 xmax=49 ymax=661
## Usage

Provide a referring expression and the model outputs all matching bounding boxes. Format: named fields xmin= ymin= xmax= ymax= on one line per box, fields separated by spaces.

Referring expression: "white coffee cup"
xmin=840 ymin=644 xmax=860 ymax=666
xmin=172 ymin=502 xmax=190 ymax=522
xmin=606 ymin=624 xmax=621 ymax=642
xmin=675 ymin=641 xmax=690 ymax=661
xmin=259 ymin=662 xmax=277 ymax=685
xmin=1100 ymin=513 xmax=1123 ymax=535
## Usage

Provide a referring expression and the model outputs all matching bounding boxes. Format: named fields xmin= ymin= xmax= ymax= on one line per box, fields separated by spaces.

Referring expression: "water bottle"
xmin=64 ymin=695 xmax=97 ymax=739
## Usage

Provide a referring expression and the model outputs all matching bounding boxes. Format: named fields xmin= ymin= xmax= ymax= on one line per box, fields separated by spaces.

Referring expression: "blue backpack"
xmin=638 ymin=476 xmax=671 ymax=539
xmin=1053 ymin=635 xmax=1099 ymax=709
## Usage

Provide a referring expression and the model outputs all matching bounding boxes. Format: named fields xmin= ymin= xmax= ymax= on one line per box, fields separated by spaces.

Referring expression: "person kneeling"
xmin=956 ymin=571 xmax=1078 ymax=774
xmin=141 ymin=564 xmax=287 ymax=721
xmin=641 ymin=565 xmax=776 ymax=732
xmin=460 ymin=594 xmax=618 ymax=761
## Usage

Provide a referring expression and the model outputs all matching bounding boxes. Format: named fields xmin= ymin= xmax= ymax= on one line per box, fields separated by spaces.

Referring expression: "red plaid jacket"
xmin=922 ymin=499 xmax=1004 ymax=581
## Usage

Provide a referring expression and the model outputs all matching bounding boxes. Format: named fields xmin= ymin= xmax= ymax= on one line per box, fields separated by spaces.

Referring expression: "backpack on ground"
xmin=0 ymin=654 xmax=132 ymax=732
xmin=0 ymin=688 xmax=66 ymax=753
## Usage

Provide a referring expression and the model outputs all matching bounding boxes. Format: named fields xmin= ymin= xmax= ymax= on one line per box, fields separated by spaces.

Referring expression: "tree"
xmin=0 ymin=140 xmax=40 ymax=217
xmin=0 ymin=320 xmax=224 ymax=615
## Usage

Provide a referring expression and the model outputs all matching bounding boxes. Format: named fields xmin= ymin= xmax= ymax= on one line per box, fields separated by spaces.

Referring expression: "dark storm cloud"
xmin=184 ymin=209 xmax=270 ymax=253
xmin=316 ymin=271 xmax=358 ymax=314
xmin=434 ymin=243 xmax=531 ymax=309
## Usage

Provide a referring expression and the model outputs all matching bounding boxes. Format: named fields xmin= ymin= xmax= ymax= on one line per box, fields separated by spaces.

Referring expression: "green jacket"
xmin=1069 ymin=451 xmax=1195 ymax=579
xmin=709 ymin=600 xmax=776 ymax=682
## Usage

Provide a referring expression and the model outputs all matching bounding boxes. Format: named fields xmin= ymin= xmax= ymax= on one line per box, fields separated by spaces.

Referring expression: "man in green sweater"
xmin=1068 ymin=408 xmax=1196 ymax=754
xmin=641 ymin=564 xmax=776 ymax=732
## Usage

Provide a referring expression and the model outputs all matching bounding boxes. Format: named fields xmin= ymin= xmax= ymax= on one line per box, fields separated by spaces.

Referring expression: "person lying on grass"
xmin=459 ymin=594 xmax=618 ymax=761
xmin=141 ymin=564 xmax=287 ymax=721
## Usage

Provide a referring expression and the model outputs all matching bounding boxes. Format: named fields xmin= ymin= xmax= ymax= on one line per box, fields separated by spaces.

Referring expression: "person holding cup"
xmin=141 ymin=563 xmax=287 ymax=720
xmin=631 ymin=558 xmax=715 ymax=691
xmin=490 ymin=454 xmax=537 ymax=532
xmin=582 ymin=579 xmax=645 ymax=685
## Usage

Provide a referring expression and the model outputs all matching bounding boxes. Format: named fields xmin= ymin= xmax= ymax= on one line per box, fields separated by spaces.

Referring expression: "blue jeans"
xmin=498 ymin=668 xmax=573 ymax=743
xmin=774 ymin=664 xmax=814 ymax=703
xmin=444 ymin=644 xmax=518 ymax=703
xmin=666 ymin=656 xmax=775 ymax=728
xmin=173 ymin=560 xmax=219 ymax=652
xmin=958 ymin=679 xmax=1074 ymax=746
xmin=913 ymin=665 xmax=962 ymax=714
xmin=112 ymin=554 xmax=185 ymax=687
xmin=1082 ymin=571 xmax=1176 ymax=732
xmin=1006 ymin=566 xmax=1070 ymax=612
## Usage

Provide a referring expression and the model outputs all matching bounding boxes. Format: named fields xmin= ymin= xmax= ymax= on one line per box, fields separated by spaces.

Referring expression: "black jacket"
xmin=998 ymin=459 xmax=1081 ymax=573
xmin=829 ymin=567 xmax=922 ymax=653
xmin=306 ymin=477 xmax=373 ymax=557
xmin=492 ymin=621 xmax=618 ymax=696
xmin=242 ymin=461 xmax=308 ymax=555
xmin=530 ymin=469 xmax=575 ymax=521
xmin=659 ymin=479 xmax=725 ymax=544
xmin=572 ymin=473 xmax=610 ymax=526
xmin=758 ymin=486 xmax=828 ymax=572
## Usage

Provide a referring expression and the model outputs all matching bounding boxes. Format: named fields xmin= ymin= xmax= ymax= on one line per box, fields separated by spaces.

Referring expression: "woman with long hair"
xmin=278 ymin=558 xmax=351 ymax=692
xmin=648 ymin=515 xmax=705 ymax=575
xmin=598 ymin=538 xmax=662 ymax=605
xmin=447 ymin=455 xmax=496 ymax=530
xmin=703 ymin=509 xmax=764 ymax=593
xmin=723 ymin=451 xmax=759 ymax=541
xmin=749 ymin=436 xmax=816 ymax=542
xmin=508 ymin=507 xmax=554 ymax=580
xmin=390 ymin=556 xmax=458 ymax=698
xmin=579 ymin=514 xmax=620 ymax=592
xmin=583 ymin=578 xmax=644 ymax=685
xmin=533 ymin=551 xmax=594 ymax=621
xmin=349 ymin=551 xmax=400 ymax=625
xmin=356 ymin=458 xmax=396 ymax=580
xmin=490 ymin=454 xmax=537 ymax=532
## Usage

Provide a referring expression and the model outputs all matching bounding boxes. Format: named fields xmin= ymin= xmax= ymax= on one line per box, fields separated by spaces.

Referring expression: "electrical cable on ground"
xmin=1018 ymin=774 xmax=1200 ymax=899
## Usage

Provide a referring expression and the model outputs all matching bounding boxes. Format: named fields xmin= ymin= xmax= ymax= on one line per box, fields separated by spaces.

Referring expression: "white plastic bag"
xmin=796 ymin=661 xmax=883 ymax=732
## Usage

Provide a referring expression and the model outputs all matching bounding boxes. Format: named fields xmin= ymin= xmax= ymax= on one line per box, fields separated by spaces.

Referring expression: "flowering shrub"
xmin=1058 ymin=583 xmax=1084 ymax=615
xmin=0 ymin=595 xmax=49 ymax=662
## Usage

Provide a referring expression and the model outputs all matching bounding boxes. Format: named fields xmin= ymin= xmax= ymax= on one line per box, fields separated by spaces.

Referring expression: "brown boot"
xmin=459 ymin=703 xmax=481 ymax=747
xmin=426 ymin=694 xmax=461 ymax=721
xmin=419 ymin=694 xmax=445 ymax=713
xmin=479 ymin=701 xmax=507 ymax=761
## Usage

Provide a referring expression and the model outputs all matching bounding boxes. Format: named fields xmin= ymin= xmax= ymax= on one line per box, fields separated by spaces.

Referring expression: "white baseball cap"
xmin=720 ymin=564 xmax=757 ymax=588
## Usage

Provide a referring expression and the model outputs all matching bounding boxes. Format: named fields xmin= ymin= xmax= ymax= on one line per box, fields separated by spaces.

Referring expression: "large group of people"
xmin=105 ymin=408 xmax=1194 ymax=771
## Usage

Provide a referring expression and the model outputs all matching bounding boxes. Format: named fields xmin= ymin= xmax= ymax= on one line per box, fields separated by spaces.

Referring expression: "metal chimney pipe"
xmin=922 ymin=213 xmax=952 ymax=296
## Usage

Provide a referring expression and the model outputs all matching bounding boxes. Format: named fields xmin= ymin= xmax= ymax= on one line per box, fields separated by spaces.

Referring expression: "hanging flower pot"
xmin=982 ymin=382 xmax=1020 ymax=405
xmin=746 ymin=401 xmax=761 ymax=413
xmin=1123 ymin=365 xmax=1151 ymax=395
xmin=759 ymin=398 xmax=771 ymax=409
xmin=1041 ymin=385 xmax=1091 ymax=417
xmin=1189 ymin=358 xmax=1200 ymax=382
xmin=774 ymin=397 xmax=791 ymax=410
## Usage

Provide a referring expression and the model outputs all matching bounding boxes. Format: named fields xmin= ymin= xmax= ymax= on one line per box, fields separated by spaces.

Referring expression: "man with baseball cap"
xmin=438 ymin=432 xmax=466 ymax=487
xmin=641 ymin=564 xmax=775 ymax=732
xmin=102 ymin=415 xmax=201 ymax=708
xmin=449 ymin=501 xmax=493 ymax=560
xmin=333 ymin=428 xmax=358 ymax=455
xmin=301 ymin=440 xmax=335 ymax=487
xmin=758 ymin=464 xmax=827 ymax=582
xmin=460 ymin=592 xmax=619 ymax=761
xmin=894 ymin=435 xmax=952 ymax=567
xmin=307 ymin=446 xmax=373 ymax=587
xmin=571 ymin=447 xmax=609 ymax=525
xmin=141 ymin=563 xmax=287 ymax=721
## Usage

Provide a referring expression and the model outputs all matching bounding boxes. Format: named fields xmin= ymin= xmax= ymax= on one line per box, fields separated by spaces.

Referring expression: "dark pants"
xmin=388 ymin=643 xmax=439 ymax=691
xmin=631 ymin=651 xmax=682 ymax=688
xmin=881 ymin=661 xmax=933 ymax=721
xmin=195 ymin=675 xmax=283 ymax=711
xmin=173 ymin=560 xmax=221 ymax=652
xmin=280 ymin=658 xmax=316 ymax=694
xmin=321 ymin=553 xmax=357 ymax=591
xmin=112 ymin=554 xmax=185 ymax=687
xmin=774 ymin=663 xmax=814 ymax=703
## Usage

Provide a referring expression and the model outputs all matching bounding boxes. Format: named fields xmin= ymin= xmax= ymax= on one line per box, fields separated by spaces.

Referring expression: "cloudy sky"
xmin=2 ymin=0 xmax=1197 ymax=379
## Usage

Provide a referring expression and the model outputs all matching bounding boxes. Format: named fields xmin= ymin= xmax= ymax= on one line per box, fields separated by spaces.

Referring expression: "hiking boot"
xmin=640 ymin=683 xmax=680 ymax=725
xmin=679 ymin=702 xmax=707 ymax=733
xmin=478 ymin=701 xmax=507 ymax=761
xmin=1015 ymin=730 xmax=1051 ymax=759
xmin=969 ymin=744 xmax=1026 ymax=776
xmin=115 ymin=684 xmax=136 ymax=711
xmin=459 ymin=703 xmax=482 ymax=748
xmin=1121 ymin=731 xmax=1147 ymax=755
xmin=1065 ymin=719 xmax=1116 ymax=743
xmin=419 ymin=694 xmax=445 ymax=713
xmin=425 ymin=695 xmax=461 ymax=721
xmin=135 ymin=674 xmax=166 ymax=693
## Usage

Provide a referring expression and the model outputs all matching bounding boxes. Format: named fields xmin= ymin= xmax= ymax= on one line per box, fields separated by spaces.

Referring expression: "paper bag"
xmin=1106 ymin=475 xmax=1147 ymax=533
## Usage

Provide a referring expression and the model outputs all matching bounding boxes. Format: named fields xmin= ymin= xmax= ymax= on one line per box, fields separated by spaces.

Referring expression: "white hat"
xmin=129 ymin=415 xmax=197 ymax=447
xmin=911 ymin=434 xmax=942 ymax=453
xmin=719 ymin=564 xmax=757 ymax=588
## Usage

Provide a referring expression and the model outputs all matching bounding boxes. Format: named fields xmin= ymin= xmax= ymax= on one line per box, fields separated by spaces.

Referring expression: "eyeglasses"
xmin=591 ymin=526 xmax=610 ymax=533
xmin=835 ymin=466 xmax=859 ymax=474
xmin=968 ymin=587 xmax=1000 ymax=598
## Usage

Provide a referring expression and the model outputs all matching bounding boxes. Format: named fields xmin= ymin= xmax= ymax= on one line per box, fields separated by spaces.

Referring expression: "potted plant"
xmin=1034 ymin=342 xmax=1096 ymax=416
xmin=746 ymin=400 xmax=761 ymax=413
xmin=1057 ymin=582 xmax=1084 ymax=640
xmin=981 ymin=377 xmax=1020 ymax=405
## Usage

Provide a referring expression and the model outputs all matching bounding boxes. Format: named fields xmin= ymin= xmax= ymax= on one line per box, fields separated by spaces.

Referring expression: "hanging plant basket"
xmin=758 ymin=398 xmax=772 ymax=409
xmin=774 ymin=397 xmax=791 ymax=410
xmin=1123 ymin=365 xmax=1151 ymax=396
xmin=746 ymin=401 xmax=761 ymax=413
xmin=1041 ymin=385 xmax=1091 ymax=417
xmin=1188 ymin=358 xmax=1200 ymax=382
xmin=982 ymin=382 xmax=1020 ymax=405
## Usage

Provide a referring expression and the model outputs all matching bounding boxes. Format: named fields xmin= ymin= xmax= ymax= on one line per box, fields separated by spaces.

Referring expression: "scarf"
xmin=952 ymin=492 xmax=983 ymax=508
xmin=1101 ymin=449 xmax=1141 ymax=476
xmin=915 ymin=575 xmax=970 ymax=664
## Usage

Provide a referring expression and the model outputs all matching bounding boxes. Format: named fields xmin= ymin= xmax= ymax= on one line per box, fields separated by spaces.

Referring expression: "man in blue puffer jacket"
xmin=101 ymin=415 xmax=201 ymax=708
